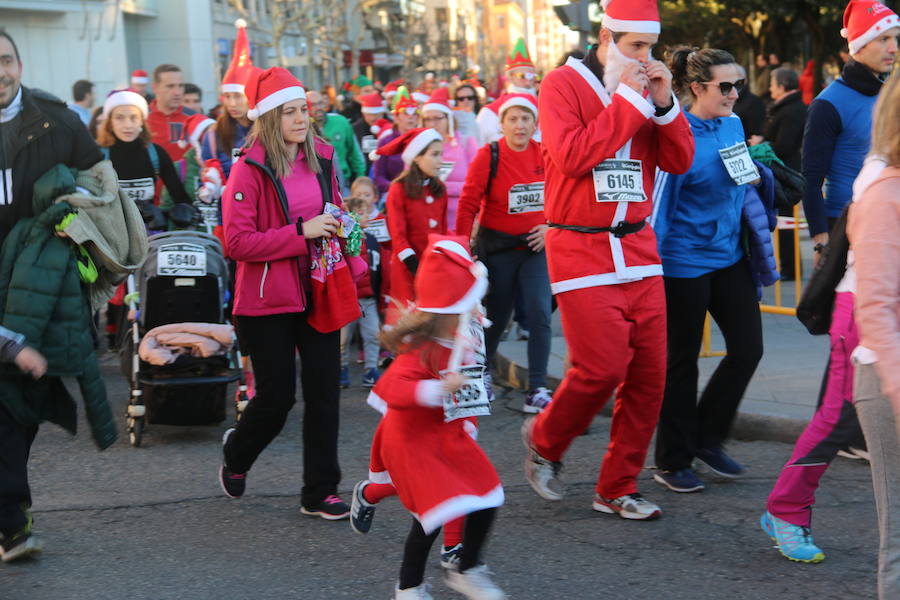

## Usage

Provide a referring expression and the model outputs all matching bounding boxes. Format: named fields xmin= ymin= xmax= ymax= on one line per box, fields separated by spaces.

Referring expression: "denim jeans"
xmin=482 ymin=248 xmax=552 ymax=390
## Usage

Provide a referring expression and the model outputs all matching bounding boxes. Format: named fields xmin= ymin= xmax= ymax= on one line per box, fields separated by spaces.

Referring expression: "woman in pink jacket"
xmin=217 ymin=67 xmax=356 ymax=520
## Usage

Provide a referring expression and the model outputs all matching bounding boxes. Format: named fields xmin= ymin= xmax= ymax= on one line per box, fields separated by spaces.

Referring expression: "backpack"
xmin=796 ymin=205 xmax=851 ymax=335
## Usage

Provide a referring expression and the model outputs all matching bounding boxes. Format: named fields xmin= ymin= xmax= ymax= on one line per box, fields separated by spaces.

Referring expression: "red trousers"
xmin=531 ymin=276 xmax=666 ymax=499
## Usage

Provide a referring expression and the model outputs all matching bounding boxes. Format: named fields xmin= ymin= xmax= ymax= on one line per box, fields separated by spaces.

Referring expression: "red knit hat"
xmin=415 ymin=235 xmax=488 ymax=315
xmin=506 ymin=38 xmax=535 ymax=72
xmin=841 ymin=1 xmax=900 ymax=55
xmin=377 ymin=127 xmax=442 ymax=166
xmin=222 ymin=19 xmax=257 ymax=94
xmin=245 ymin=67 xmax=306 ymax=121
xmin=131 ymin=69 xmax=149 ymax=85
xmin=600 ymin=0 xmax=661 ymax=34
xmin=186 ymin=113 xmax=216 ymax=146
xmin=359 ymin=92 xmax=385 ymax=114
xmin=497 ymin=93 xmax=538 ymax=120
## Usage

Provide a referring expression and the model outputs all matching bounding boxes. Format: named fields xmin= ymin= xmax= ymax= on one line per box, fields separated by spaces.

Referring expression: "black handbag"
xmin=796 ymin=206 xmax=850 ymax=335
xmin=473 ymin=226 xmax=530 ymax=257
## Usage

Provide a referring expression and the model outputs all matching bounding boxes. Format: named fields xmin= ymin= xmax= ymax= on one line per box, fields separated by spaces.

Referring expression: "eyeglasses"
xmin=456 ymin=95 xmax=476 ymax=102
xmin=699 ymin=79 xmax=746 ymax=95
xmin=422 ymin=115 xmax=448 ymax=124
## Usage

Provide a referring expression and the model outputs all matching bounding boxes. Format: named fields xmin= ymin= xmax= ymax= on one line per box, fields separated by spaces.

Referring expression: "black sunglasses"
xmin=699 ymin=79 xmax=746 ymax=95
xmin=456 ymin=95 xmax=476 ymax=101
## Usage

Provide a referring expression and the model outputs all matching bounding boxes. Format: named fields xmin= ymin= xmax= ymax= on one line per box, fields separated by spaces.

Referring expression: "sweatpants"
xmin=655 ymin=260 xmax=763 ymax=471
xmin=767 ymin=292 xmax=860 ymax=526
xmin=482 ymin=249 xmax=552 ymax=390
xmin=530 ymin=276 xmax=666 ymax=499
xmin=225 ymin=313 xmax=341 ymax=508
xmin=340 ymin=296 xmax=380 ymax=370
xmin=0 ymin=403 xmax=38 ymax=535
xmin=855 ymin=362 xmax=900 ymax=599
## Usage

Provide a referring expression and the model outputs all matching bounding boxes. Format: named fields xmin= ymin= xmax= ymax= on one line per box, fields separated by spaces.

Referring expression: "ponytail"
xmin=668 ymin=46 xmax=736 ymax=99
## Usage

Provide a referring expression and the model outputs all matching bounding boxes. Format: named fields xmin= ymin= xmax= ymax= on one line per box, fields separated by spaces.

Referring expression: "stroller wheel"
xmin=128 ymin=417 xmax=144 ymax=447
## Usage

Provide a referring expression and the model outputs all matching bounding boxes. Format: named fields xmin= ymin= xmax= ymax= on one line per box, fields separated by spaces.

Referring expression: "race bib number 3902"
xmin=508 ymin=182 xmax=545 ymax=214
xmin=592 ymin=159 xmax=646 ymax=203
xmin=718 ymin=142 xmax=761 ymax=186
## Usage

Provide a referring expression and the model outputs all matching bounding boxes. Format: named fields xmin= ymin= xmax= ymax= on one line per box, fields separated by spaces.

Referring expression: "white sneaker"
xmin=393 ymin=583 xmax=433 ymax=599
xmin=522 ymin=419 xmax=564 ymax=501
xmin=837 ymin=447 xmax=870 ymax=462
xmin=522 ymin=387 xmax=553 ymax=414
xmin=592 ymin=493 xmax=662 ymax=520
xmin=445 ymin=565 xmax=507 ymax=600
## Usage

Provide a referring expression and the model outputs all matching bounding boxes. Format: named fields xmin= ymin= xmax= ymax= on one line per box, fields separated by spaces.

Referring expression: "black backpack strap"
xmin=485 ymin=141 xmax=499 ymax=198
xmin=316 ymin=156 xmax=334 ymax=210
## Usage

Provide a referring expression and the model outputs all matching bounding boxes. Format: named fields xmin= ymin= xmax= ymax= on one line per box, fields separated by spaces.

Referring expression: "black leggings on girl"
xmin=398 ymin=508 xmax=497 ymax=590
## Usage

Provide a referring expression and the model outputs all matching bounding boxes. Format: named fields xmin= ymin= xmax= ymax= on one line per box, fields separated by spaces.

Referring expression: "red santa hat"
xmin=359 ymin=92 xmax=385 ymax=115
xmin=415 ymin=235 xmax=488 ymax=315
xmin=377 ymin=127 xmax=443 ymax=166
xmin=186 ymin=113 xmax=216 ymax=147
xmin=506 ymin=38 xmax=535 ymax=72
xmin=371 ymin=117 xmax=394 ymax=137
xmin=384 ymin=80 xmax=402 ymax=99
xmin=222 ymin=19 xmax=257 ymax=93
xmin=131 ymin=69 xmax=149 ymax=85
xmin=103 ymin=89 xmax=149 ymax=119
xmin=841 ymin=1 xmax=900 ymax=55
xmin=498 ymin=93 xmax=538 ymax=120
xmin=245 ymin=67 xmax=306 ymax=121
xmin=600 ymin=0 xmax=661 ymax=35
xmin=422 ymin=87 xmax=454 ymax=134
xmin=412 ymin=91 xmax=431 ymax=105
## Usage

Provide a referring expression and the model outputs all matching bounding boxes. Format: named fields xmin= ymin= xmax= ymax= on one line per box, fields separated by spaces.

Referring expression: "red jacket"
xmin=147 ymin=101 xmax=192 ymax=162
xmin=539 ymin=57 xmax=694 ymax=294
xmin=222 ymin=139 xmax=343 ymax=316
xmin=456 ymin=138 xmax=545 ymax=240
xmin=387 ymin=182 xmax=449 ymax=263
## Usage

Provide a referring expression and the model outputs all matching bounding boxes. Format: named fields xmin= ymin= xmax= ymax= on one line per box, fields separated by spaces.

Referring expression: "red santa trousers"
xmin=530 ymin=275 xmax=666 ymax=499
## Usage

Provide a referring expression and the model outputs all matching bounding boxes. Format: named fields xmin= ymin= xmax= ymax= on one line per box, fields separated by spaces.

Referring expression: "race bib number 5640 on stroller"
xmin=157 ymin=242 xmax=207 ymax=277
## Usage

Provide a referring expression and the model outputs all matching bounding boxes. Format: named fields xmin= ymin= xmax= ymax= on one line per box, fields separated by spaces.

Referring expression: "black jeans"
xmin=655 ymin=260 xmax=763 ymax=471
xmin=0 ymin=403 xmax=38 ymax=535
xmin=226 ymin=313 xmax=341 ymax=508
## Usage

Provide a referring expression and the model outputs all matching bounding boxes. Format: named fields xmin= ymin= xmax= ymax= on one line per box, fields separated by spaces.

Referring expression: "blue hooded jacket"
xmin=742 ymin=160 xmax=780 ymax=298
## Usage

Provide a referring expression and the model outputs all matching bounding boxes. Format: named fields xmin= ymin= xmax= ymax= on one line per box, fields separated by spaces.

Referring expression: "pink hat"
xmin=415 ymin=235 xmax=487 ymax=314
xmin=600 ymin=0 xmax=661 ymax=34
xmin=377 ymin=127 xmax=443 ymax=166
xmin=498 ymin=93 xmax=538 ymax=120
xmin=131 ymin=69 xmax=149 ymax=85
xmin=841 ymin=1 xmax=900 ymax=55
xmin=186 ymin=113 xmax=216 ymax=146
xmin=245 ymin=67 xmax=306 ymax=121
xmin=103 ymin=89 xmax=149 ymax=119
xmin=222 ymin=19 xmax=257 ymax=93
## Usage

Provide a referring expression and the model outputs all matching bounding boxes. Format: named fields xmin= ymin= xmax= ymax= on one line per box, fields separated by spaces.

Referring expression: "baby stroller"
xmin=123 ymin=231 xmax=248 ymax=447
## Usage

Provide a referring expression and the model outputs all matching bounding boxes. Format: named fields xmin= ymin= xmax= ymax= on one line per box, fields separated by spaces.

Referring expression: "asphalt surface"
xmin=0 ymin=357 xmax=880 ymax=599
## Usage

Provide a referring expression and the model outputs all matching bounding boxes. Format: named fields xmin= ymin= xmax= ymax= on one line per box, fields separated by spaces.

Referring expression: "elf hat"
xmin=392 ymin=86 xmax=419 ymax=115
xmin=186 ymin=113 xmax=216 ymax=147
xmin=415 ymin=235 xmax=488 ymax=315
xmin=245 ymin=67 xmax=306 ymax=121
xmin=131 ymin=69 xmax=149 ymax=85
xmin=422 ymin=87 xmax=454 ymax=134
xmin=103 ymin=89 xmax=149 ymax=119
xmin=222 ymin=19 xmax=256 ymax=93
xmin=359 ymin=92 xmax=386 ymax=114
xmin=506 ymin=38 xmax=535 ymax=72
xmin=377 ymin=127 xmax=442 ymax=166
xmin=371 ymin=117 xmax=394 ymax=136
xmin=498 ymin=93 xmax=538 ymax=120
xmin=600 ymin=0 xmax=661 ymax=35
xmin=841 ymin=1 xmax=900 ymax=55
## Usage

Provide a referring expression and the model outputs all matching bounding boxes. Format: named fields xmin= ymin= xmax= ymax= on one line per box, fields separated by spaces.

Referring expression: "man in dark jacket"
xmin=734 ymin=66 xmax=766 ymax=146
xmin=0 ymin=30 xmax=102 ymax=563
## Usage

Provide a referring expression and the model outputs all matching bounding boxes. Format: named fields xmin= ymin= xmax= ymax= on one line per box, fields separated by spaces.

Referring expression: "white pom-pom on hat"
xmin=840 ymin=27 xmax=849 ymax=38
xmin=235 ymin=18 xmax=248 ymax=28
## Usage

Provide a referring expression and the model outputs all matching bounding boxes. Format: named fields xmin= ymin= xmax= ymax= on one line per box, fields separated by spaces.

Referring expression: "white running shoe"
xmin=592 ymin=493 xmax=662 ymax=520
xmin=522 ymin=387 xmax=553 ymax=414
xmin=393 ymin=583 xmax=433 ymax=599
xmin=445 ymin=565 xmax=507 ymax=600
xmin=522 ymin=418 xmax=564 ymax=501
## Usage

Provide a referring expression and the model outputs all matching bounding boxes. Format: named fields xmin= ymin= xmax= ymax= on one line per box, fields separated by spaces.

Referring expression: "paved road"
xmin=0 ymin=357 xmax=879 ymax=599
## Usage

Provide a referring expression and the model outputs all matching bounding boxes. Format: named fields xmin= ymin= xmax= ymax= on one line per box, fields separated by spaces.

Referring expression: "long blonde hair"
xmin=245 ymin=104 xmax=321 ymax=178
xmin=871 ymin=71 xmax=900 ymax=167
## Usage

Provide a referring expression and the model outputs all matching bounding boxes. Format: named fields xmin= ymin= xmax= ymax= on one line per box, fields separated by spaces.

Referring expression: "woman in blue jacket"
xmin=652 ymin=47 xmax=765 ymax=493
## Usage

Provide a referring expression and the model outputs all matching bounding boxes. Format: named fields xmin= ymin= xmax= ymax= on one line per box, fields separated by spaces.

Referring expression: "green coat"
xmin=324 ymin=113 xmax=366 ymax=182
xmin=0 ymin=191 xmax=116 ymax=449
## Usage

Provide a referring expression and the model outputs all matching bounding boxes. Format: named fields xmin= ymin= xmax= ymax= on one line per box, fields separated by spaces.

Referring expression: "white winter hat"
xmin=103 ymin=90 xmax=149 ymax=120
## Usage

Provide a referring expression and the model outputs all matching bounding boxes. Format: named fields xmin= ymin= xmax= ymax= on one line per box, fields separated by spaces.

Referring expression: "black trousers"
xmin=655 ymin=260 xmax=763 ymax=471
xmin=0 ymin=403 xmax=38 ymax=535
xmin=226 ymin=313 xmax=341 ymax=508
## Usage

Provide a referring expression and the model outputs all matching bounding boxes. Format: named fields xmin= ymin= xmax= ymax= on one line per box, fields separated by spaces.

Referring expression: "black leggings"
xmin=398 ymin=508 xmax=496 ymax=590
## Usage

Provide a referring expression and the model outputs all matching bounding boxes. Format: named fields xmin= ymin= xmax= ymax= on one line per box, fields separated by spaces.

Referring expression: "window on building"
xmin=435 ymin=7 xmax=448 ymax=24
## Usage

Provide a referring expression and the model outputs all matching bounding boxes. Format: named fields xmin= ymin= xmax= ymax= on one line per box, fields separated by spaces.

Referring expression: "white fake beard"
xmin=603 ymin=40 xmax=642 ymax=94
xmin=508 ymin=84 xmax=537 ymax=97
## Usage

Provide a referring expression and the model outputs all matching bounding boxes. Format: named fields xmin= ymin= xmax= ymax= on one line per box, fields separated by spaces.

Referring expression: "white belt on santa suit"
xmin=549 ymin=139 xmax=662 ymax=295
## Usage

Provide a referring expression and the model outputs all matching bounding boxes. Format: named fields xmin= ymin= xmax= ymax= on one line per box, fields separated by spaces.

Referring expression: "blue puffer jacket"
xmin=742 ymin=160 xmax=779 ymax=298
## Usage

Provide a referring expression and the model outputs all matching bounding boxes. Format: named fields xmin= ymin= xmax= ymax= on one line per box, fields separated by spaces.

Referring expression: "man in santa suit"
xmin=522 ymin=0 xmax=695 ymax=520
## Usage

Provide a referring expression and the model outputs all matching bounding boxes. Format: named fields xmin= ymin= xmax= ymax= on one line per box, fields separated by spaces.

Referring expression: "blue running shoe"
xmin=695 ymin=447 xmax=745 ymax=478
xmin=339 ymin=366 xmax=350 ymax=389
xmin=760 ymin=511 xmax=825 ymax=563
xmin=362 ymin=368 xmax=379 ymax=388
xmin=653 ymin=468 xmax=705 ymax=493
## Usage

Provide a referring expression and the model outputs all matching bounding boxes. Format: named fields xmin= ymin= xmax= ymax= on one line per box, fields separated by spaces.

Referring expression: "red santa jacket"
xmin=539 ymin=57 xmax=694 ymax=294
xmin=386 ymin=181 xmax=449 ymax=263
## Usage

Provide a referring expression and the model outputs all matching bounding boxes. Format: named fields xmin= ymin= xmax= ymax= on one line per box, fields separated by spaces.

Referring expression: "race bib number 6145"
xmin=592 ymin=159 xmax=646 ymax=203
